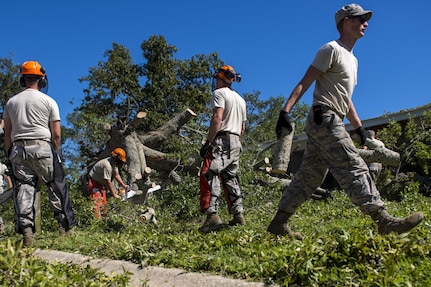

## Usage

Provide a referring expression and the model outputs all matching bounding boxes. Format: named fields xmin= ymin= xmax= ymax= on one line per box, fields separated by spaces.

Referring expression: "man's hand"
xmin=275 ymin=110 xmax=293 ymax=139
xmin=5 ymin=160 xmax=13 ymax=177
xmin=200 ymin=140 xmax=211 ymax=158
xmin=355 ymin=126 xmax=369 ymax=145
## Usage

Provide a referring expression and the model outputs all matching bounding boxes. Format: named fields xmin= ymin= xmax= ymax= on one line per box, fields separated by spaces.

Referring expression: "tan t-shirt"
xmin=3 ymin=88 xmax=60 ymax=142
xmin=89 ymin=157 xmax=118 ymax=185
xmin=211 ymin=87 xmax=246 ymax=136
xmin=311 ymin=40 xmax=358 ymax=117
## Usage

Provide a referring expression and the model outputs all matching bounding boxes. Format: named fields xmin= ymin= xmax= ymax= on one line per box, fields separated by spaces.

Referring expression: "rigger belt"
xmin=216 ymin=131 xmax=240 ymax=137
xmin=13 ymin=139 xmax=48 ymax=146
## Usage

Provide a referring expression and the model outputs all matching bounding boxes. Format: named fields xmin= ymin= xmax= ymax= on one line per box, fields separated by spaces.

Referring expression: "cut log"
xmin=253 ymin=157 xmax=271 ymax=170
xmin=125 ymin=111 xmax=147 ymax=134
xmin=142 ymin=145 xmax=166 ymax=161
xmin=139 ymin=108 xmax=196 ymax=148
xmin=356 ymin=147 xmax=400 ymax=167
xmin=271 ymin=123 xmax=295 ymax=174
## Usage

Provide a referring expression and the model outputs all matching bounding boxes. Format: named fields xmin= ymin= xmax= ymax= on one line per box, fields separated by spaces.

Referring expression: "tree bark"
xmin=271 ymin=123 xmax=295 ymax=174
xmin=138 ymin=108 xmax=197 ymax=148
xmin=82 ymin=108 xmax=199 ymax=205
xmin=356 ymin=147 xmax=400 ymax=167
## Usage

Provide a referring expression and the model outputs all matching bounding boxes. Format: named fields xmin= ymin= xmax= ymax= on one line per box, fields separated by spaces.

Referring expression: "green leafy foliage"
xmin=374 ymin=110 xmax=431 ymax=199
xmin=1 ymin=143 xmax=430 ymax=286
xmin=0 ymin=57 xmax=21 ymax=110
xmin=61 ymin=35 xmax=224 ymax=168
xmin=0 ymin=239 xmax=131 ymax=286
xmin=1 ymin=41 xmax=431 ymax=287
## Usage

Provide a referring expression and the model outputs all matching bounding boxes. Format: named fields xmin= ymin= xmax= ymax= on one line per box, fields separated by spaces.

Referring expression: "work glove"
xmin=5 ymin=159 xmax=13 ymax=177
xmin=355 ymin=126 xmax=369 ymax=145
xmin=275 ymin=110 xmax=293 ymax=139
xmin=200 ymin=140 xmax=211 ymax=158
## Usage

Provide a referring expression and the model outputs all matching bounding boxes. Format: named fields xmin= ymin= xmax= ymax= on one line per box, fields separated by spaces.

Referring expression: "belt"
xmin=313 ymin=105 xmax=344 ymax=120
xmin=13 ymin=139 xmax=48 ymax=146
xmin=216 ymin=131 xmax=240 ymax=137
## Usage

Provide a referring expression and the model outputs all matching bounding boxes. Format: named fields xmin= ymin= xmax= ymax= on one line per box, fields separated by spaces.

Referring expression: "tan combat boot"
xmin=267 ymin=210 xmax=303 ymax=240
xmin=229 ymin=213 xmax=245 ymax=226
xmin=199 ymin=213 xmax=224 ymax=233
xmin=23 ymin=227 xmax=36 ymax=247
xmin=371 ymin=208 xmax=424 ymax=235
xmin=59 ymin=221 xmax=75 ymax=236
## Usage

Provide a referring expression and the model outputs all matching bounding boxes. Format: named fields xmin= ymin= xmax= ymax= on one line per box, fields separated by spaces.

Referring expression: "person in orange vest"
xmin=88 ymin=148 xmax=129 ymax=218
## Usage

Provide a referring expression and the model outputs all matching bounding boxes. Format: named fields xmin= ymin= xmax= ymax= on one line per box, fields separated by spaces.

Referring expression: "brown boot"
xmin=59 ymin=221 xmax=75 ymax=236
xmin=370 ymin=208 xmax=424 ymax=235
xmin=267 ymin=210 xmax=303 ymax=240
xmin=23 ymin=227 xmax=36 ymax=247
xmin=59 ymin=227 xmax=75 ymax=236
xmin=199 ymin=213 xmax=224 ymax=233
xmin=229 ymin=213 xmax=245 ymax=226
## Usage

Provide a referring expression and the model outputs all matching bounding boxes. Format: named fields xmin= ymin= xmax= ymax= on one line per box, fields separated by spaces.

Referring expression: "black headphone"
xmin=223 ymin=68 xmax=235 ymax=80
xmin=38 ymin=75 xmax=47 ymax=88
xmin=19 ymin=66 xmax=47 ymax=88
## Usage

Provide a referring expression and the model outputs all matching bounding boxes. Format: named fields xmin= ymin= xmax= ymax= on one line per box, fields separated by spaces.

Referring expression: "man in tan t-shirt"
xmin=199 ymin=65 xmax=246 ymax=233
xmin=267 ymin=4 xmax=423 ymax=239
xmin=88 ymin=148 xmax=129 ymax=218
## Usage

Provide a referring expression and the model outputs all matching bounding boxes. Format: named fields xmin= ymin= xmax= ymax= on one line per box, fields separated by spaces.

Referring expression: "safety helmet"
xmin=111 ymin=147 xmax=127 ymax=163
xmin=213 ymin=65 xmax=241 ymax=84
xmin=20 ymin=61 xmax=46 ymax=76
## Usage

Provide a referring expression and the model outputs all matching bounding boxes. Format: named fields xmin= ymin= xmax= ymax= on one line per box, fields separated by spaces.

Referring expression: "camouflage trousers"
xmin=200 ymin=133 xmax=244 ymax=215
xmin=278 ymin=107 xmax=385 ymax=215
xmin=9 ymin=141 xmax=65 ymax=233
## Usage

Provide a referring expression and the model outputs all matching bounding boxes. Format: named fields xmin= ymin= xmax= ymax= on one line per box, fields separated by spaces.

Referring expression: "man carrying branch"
xmin=267 ymin=4 xmax=423 ymax=239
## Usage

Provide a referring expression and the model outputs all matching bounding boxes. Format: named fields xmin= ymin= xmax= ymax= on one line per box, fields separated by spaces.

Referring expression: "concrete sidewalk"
xmin=34 ymin=249 xmax=277 ymax=287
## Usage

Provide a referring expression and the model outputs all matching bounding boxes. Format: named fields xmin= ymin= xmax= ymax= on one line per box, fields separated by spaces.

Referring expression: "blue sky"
xmin=1 ymin=0 xmax=430 ymax=128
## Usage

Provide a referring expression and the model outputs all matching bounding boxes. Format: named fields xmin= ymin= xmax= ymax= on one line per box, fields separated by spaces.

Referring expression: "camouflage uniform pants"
xmin=200 ymin=133 xmax=244 ymax=215
xmin=278 ymin=107 xmax=385 ymax=215
xmin=9 ymin=141 xmax=66 ymax=233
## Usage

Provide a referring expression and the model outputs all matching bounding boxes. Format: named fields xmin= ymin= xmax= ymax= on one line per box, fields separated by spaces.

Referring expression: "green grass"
xmin=1 ymin=170 xmax=430 ymax=286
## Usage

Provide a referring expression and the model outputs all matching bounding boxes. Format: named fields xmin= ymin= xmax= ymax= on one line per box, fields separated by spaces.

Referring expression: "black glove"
xmin=275 ymin=110 xmax=293 ymax=139
xmin=355 ymin=126 xmax=369 ymax=145
xmin=200 ymin=140 xmax=211 ymax=158
xmin=6 ymin=146 xmax=12 ymax=158
xmin=5 ymin=160 xmax=13 ymax=177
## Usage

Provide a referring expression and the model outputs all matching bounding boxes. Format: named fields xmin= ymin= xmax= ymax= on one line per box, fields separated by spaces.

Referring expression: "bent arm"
xmin=283 ymin=65 xmax=322 ymax=113
xmin=104 ymin=179 xmax=121 ymax=199
xmin=113 ymin=172 xmax=128 ymax=189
